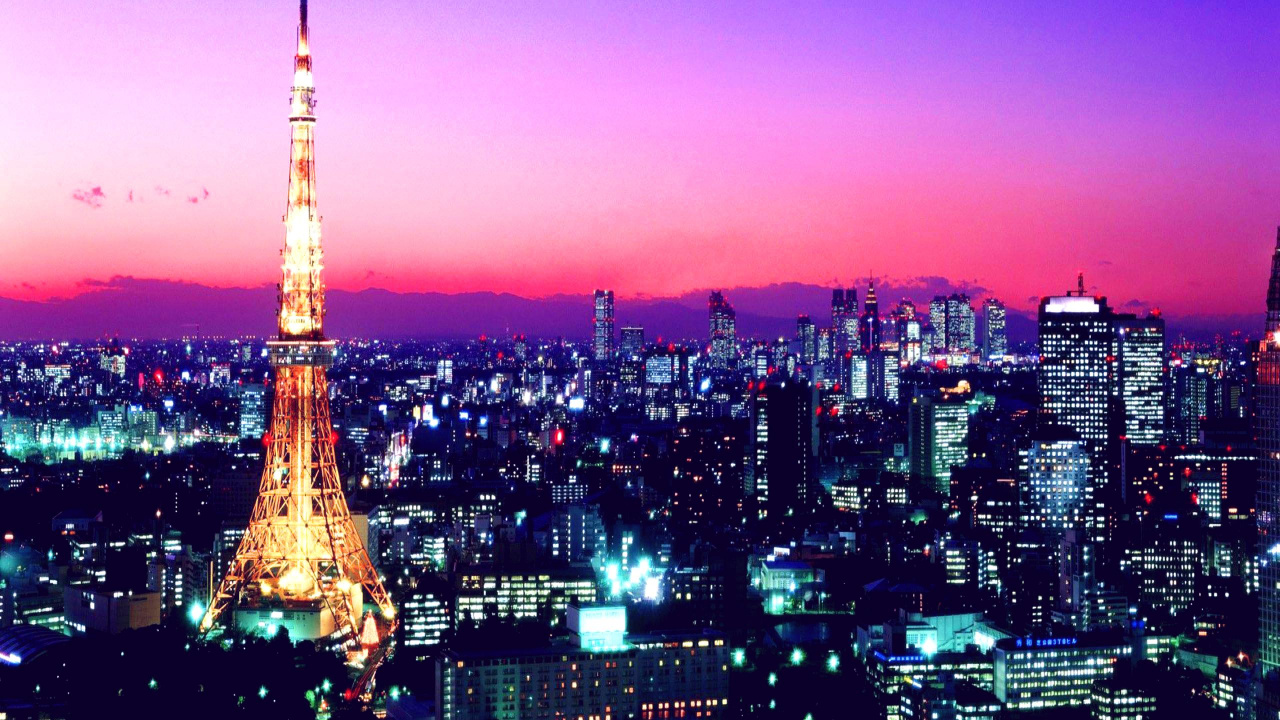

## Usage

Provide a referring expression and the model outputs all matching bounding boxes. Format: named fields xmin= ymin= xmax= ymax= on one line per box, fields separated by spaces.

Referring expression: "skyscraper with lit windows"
xmin=795 ymin=315 xmax=816 ymax=365
xmin=1021 ymin=426 xmax=1088 ymax=535
xmin=619 ymin=325 xmax=644 ymax=360
xmin=708 ymin=291 xmax=737 ymax=369
xmin=930 ymin=294 xmax=976 ymax=353
xmin=982 ymin=298 xmax=1007 ymax=361
xmin=1115 ymin=312 xmax=1165 ymax=445
xmin=1038 ymin=275 xmax=1115 ymax=546
xmin=1257 ymin=228 xmax=1280 ymax=673
xmin=908 ymin=392 xmax=970 ymax=495
xmin=592 ymin=289 xmax=615 ymax=361
xmin=832 ymin=288 xmax=857 ymax=354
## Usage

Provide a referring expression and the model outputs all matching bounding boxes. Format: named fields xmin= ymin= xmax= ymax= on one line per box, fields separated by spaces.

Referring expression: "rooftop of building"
xmin=0 ymin=624 xmax=71 ymax=667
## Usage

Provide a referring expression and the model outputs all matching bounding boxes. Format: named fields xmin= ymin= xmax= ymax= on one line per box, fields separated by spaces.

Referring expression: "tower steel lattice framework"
xmin=200 ymin=0 xmax=395 ymax=643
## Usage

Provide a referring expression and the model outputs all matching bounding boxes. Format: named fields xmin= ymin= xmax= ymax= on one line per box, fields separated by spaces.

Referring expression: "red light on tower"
xmin=554 ymin=428 xmax=565 ymax=445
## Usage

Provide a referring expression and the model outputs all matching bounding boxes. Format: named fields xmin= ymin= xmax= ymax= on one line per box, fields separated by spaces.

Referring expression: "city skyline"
xmin=0 ymin=2 xmax=1274 ymax=716
xmin=2 ymin=1 xmax=1277 ymax=320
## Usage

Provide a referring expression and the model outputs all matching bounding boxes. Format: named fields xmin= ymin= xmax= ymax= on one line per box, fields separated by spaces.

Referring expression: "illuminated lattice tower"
xmin=201 ymin=0 xmax=394 ymax=645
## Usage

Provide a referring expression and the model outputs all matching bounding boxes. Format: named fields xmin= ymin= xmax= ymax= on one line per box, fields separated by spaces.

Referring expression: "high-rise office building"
xmin=1170 ymin=361 xmax=1209 ymax=443
xmin=867 ymin=351 xmax=899 ymax=403
xmin=895 ymin=299 xmax=923 ymax=365
xmin=1115 ymin=312 xmax=1165 ymax=445
xmin=816 ymin=328 xmax=833 ymax=365
xmin=592 ymin=289 xmax=615 ymax=361
xmin=832 ymin=288 xmax=858 ymax=354
xmin=847 ymin=353 xmax=869 ymax=400
xmin=671 ymin=418 xmax=745 ymax=532
xmin=237 ymin=382 xmax=266 ymax=440
xmin=908 ymin=392 xmax=970 ymax=495
xmin=930 ymin=294 xmax=976 ymax=353
xmin=929 ymin=296 xmax=947 ymax=349
xmin=1133 ymin=512 xmax=1201 ymax=615
xmin=708 ymin=291 xmax=737 ymax=369
xmin=1038 ymin=275 xmax=1116 ymax=545
xmin=859 ymin=282 xmax=881 ymax=352
xmin=796 ymin=315 xmax=817 ymax=365
xmin=982 ymin=298 xmax=1007 ymax=361
xmin=619 ymin=326 xmax=644 ymax=360
xmin=747 ymin=378 xmax=818 ymax=518
xmin=1021 ymin=427 xmax=1088 ymax=535
xmin=1257 ymin=228 xmax=1280 ymax=672
xmin=946 ymin=295 xmax=976 ymax=352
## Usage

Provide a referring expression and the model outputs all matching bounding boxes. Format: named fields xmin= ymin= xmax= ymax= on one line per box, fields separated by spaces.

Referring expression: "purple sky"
xmin=1 ymin=0 xmax=1276 ymax=317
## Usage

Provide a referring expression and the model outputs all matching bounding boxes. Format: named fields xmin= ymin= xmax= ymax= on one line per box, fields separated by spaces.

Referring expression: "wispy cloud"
xmin=71 ymin=186 xmax=106 ymax=209
xmin=154 ymin=185 xmax=170 ymax=197
xmin=186 ymin=187 xmax=212 ymax=204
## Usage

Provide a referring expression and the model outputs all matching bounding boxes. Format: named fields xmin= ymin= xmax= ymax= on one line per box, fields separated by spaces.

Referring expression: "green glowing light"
xmin=258 ymin=685 xmax=269 ymax=699
xmin=826 ymin=652 xmax=840 ymax=672
xmin=767 ymin=672 xmax=777 ymax=687
xmin=148 ymin=678 xmax=157 ymax=690
xmin=321 ymin=678 xmax=332 ymax=693
xmin=731 ymin=648 xmax=746 ymax=667
xmin=790 ymin=647 xmax=805 ymax=666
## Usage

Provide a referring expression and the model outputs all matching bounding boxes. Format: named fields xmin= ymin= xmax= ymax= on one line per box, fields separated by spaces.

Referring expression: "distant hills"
xmin=0 ymin=276 xmax=1259 ymax=344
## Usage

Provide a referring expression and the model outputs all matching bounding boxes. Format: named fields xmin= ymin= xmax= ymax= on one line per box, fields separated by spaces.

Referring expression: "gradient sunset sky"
xmin=1 ymin=0 xmax=1276 ymax=316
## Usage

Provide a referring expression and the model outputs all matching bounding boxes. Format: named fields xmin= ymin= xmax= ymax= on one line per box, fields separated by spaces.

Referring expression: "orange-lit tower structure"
xmin=200 ymin=0 xmax=394 ymax=645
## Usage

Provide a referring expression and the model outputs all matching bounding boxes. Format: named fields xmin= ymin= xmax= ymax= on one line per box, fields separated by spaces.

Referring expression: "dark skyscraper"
xmin=747 ymin=378 xmax=818 ymax=518
xmin=1257 ymin=228 xmax=1280 ymax=672
xmin=795 ymin=315 xmax=816 ymax=365
xmin=708 ymin=291 xmax=737 ymax=369
xmin=592 ymin=290 xmax=615 ymax=361
xmin=831 ymin=288 xmax=857 ymax=355
xmin=859 ymin=282 xmax=880 ymax=353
